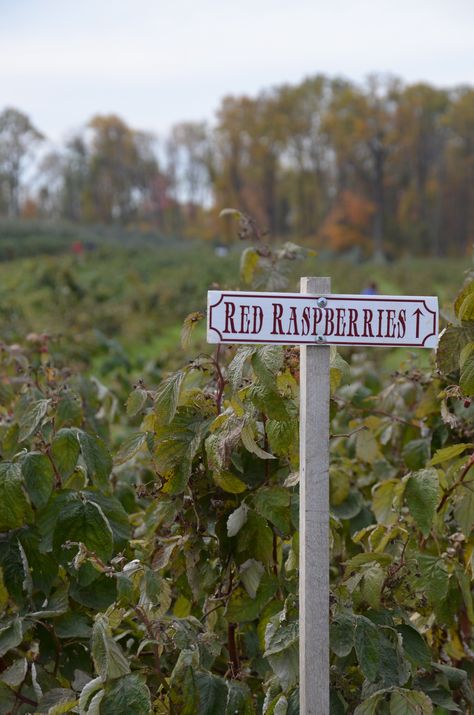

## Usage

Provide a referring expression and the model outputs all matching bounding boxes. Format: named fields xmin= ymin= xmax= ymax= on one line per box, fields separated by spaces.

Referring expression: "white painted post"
xmin=299 ymin=276 xmax=330 ymax=714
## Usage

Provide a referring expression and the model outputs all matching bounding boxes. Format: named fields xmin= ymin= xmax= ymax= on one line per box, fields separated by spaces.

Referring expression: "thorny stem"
xmin=133 ymin=606 xmax=167 ymax=690
xmin=437 ymin=454 xmax=474 ymax=514
xmin=45 ymin=445 xmax=62 ymax=487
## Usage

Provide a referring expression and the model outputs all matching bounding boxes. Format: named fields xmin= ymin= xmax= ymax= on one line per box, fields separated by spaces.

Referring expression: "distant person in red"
xmin=361 ymin=281 xmax=378 ymax=295
xmin=71 ymin=241 xmax=84 ymax=256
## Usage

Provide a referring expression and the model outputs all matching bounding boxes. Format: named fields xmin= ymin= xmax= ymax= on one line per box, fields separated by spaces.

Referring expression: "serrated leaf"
xmin=253 ymin=486 xmax=291 ymax=534
xmin=264 ymin=619 xmax=299 ymax=690
xmin=37 ymin=688 xmax=78 ymax=714
xmin=460 ymin=352 xmax=474 ymax=396
xmin=0 ymin=461 xmax=33 ymax=530
xmin=225 ymin=681 xmax=254 ymax=714
xmin=51 ymin=428 xmax=80 ymax=479
xmin=429 ymin=443 xmax=473 ymax=465
xmin=22 ymin=452 xmax=54 ymax=508
xmin=114 ymin=432 xmax=147 ymax=466
xmin=360 ymin=563 xmax=385 ymax=609
xmin=227 ymin=347 xmax=255 ymax=391
xmin=56 ymin=391 xmax=83 ymax=429
xmin=18 ymin=399 xmax=50 ymax=442
xmin=417 ymin=554 xmax=449 ymax=601
xmin=91 ymin=615 xmax=130 ymax=680
xmin=213 ymin=471 xmax=247 ymax=493
xmin=354 ymin=616 xmax=380 ymax=682
xmin=195 ymin=671 xmax=228 ymax=715
xmin=402 ymin=439 xmax=430 ymax=470
xmin=100 ymin=674 xmax=150 ymax=715
xmin=126 ymin=388 xmax=148 ymax=417
xmin=437 ymin=325 xmax=474 ymax=374
xmin=52 ymin=496 xmax=113 ymax=562
xmin=389 ymin=689 xmax=433 ymax=714
xmin=405 ymin=468 xmax=439 ymax=536
xmin=454 ymin=484 xmax=474 ymax=536
xmin=154 ymin=370 xmax=185 ymax=424
xmin=76 ymin=431 xmax=112 ymax=488
xmin=227 ymin=503 xmax=248 ymax=537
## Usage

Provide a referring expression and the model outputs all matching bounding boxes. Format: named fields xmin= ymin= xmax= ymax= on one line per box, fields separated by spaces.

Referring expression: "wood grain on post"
xmin=299 ymin=276 xmax=330 ymax=714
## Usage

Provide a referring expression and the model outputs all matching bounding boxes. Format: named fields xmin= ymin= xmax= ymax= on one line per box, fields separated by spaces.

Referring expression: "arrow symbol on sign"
xmin=413 ymin=308 xmax=423 ymax=338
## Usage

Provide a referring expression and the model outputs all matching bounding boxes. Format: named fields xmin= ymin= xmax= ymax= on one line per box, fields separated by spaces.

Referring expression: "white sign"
xmin=207 ymin=290 xmax=439 ymax=348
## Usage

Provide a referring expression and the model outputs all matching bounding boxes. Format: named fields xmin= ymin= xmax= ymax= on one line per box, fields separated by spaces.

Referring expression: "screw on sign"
xmin=207 ymin=280 xmax=439 ymax=715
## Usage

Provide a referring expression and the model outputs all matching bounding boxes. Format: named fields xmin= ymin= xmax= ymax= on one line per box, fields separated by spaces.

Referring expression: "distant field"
xmin=0 ymin=220 xmax=470 ymax=378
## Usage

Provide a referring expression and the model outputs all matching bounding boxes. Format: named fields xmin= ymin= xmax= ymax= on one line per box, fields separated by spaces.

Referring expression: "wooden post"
xmin=299 ymin=276 xmax=330 ymax=714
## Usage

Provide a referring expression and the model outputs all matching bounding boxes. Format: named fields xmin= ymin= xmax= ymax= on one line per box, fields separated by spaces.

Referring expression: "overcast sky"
xmin=1 ymin=0 xmax=473 ymax=144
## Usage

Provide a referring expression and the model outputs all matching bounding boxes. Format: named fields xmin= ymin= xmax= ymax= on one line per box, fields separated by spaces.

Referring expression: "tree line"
xmin=0 ymin=74 xmax=472 ymax=256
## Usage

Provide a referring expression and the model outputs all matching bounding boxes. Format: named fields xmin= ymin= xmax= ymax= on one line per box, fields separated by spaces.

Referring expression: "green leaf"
xmin=389 ymin=689 xmax=433 ymax=714
xmin=225 ymin=572 xmax=278 ymax=623
xmin=241 ymin=422 xmax=274 ymax=460
xmin=0 ymin=461 xmax=33 ymax=531
xmin=417 ymin=554 xmax=449 ymax=602
xmin=55 ymin=611 xmax=92 ymax=639
xmin=253 ymin=486 xmax=291 ymax=534
xmin=239 ymin=558 xmax=265 ymax=598
xmin=37 ymin=688 xmax=78 ymax=714
xmin=360 ymin=563 xmax=385 ymax=609
xmin=79 ymin=676 xmax=104 ymax=714
xmin=405 ymin=468 xmax=439 ymax=536
xmin=225 ymin=681 xmax=254 ymax=714
xmin=91 ymin=615 xmax=130 ymax=680
xmin=455 ymin=280 xmax=474 ymax=320
xmin=372 ymin=480 xmax=400 ymax=525
xmin=264 ymin=619 xmax=299 ymax=690
xmin=354 ymin=693 xmax=383 ymax=715
xmin=181 ymin=311 xmax=205 ymax=348
xmin=18 ymin=398 xmax=50 ymax=442
xmin=195 ymin=671 xmax=228 ymax=715
xmin=114 ymin=432 xmax=147 ymax=466
xmin=437 ymin=325 xmax=474 ymax=374
xmin=52 ymin=496 xmax=113 ymax=562
xmin=0 ymin=657 xmax=27 ymax=686
xmin=213 ymin=471 xmax=247 ymax=494
xmin=101 ymin=674 xmax=150 ymax=715
xmin=396 ymin=624 xmax=431 ymax=668
xmin=126 ymin=387 xmax=148 ymax=417
xmin=354 ymin=616 xmax=381 ymax=682
xmin=330 ymin=615 xmax=354 ymax=657
xmin=0 ymin=617 xmax=22 ymax=657
xmin=55 ymin=391 xmax=83 ymax=429
xmin=227 ymin=503 xmax=249 ymax=537
xmin=227 ymin=347 xmax=255 ymax=391
xmin=154 ymin=370 xmax=185 ymax=424
xmin=170 ymin=649 xmax=199 ymax=714
xmin=22 ymin=452 xmax=55 ymax=509
xmin=460 ymin=352 xmax=474 ymax=396
xmin=402 ymin=439 xmax=430 ymax=470
xmin=51 ymin=428 xmax=80 ymax=479
xmin=454 ymin=484 xmax=474 ymax=536
xmin=356 ymin=429 xmax=380 ymax=464
xmin=76 ymin=430 xmax=112 ymax=489
xmin=429 ymin=443 xmax=473 ymax=466
xmin=236 ymin=510 xmax=274 ymax=564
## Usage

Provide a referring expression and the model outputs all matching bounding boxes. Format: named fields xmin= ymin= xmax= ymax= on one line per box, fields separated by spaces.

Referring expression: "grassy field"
xmin=0 ymin=220 xmax=470 ymax=379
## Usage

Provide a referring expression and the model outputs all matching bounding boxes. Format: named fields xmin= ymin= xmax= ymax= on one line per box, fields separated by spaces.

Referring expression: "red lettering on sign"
xmin=240 ymin=304 xmax=251 ymax=333
xmin=348 ymin=308 xmax=359 ymax=337
xmin=362 ymin=309 xmax=374 ymax=337
xmin=335 ymin=308 xmax=346 ymax=336
xmin=224 ymin=302 xmax=236 ymax=333
xmin=302 ymin=307 xmax=311 ymax=336
xmin=272 ymin=303 xmax=284 ymax=334
xmin=253 ymin=306 xmax=263 ymax=334
xmin=325 ymin=308 xmax=335 ymax=336
xmin=287 ymin=306 xmax=299 ymax=335
xmin=397 ymin=309 xmax=406 ymax=338
xmin=313 ymin=308 xmax=323 ymax=334
xmin=385 ymin=309 xmax=396 ymax=338
xmin=376 ymin=309 xmax=384 ymax=338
